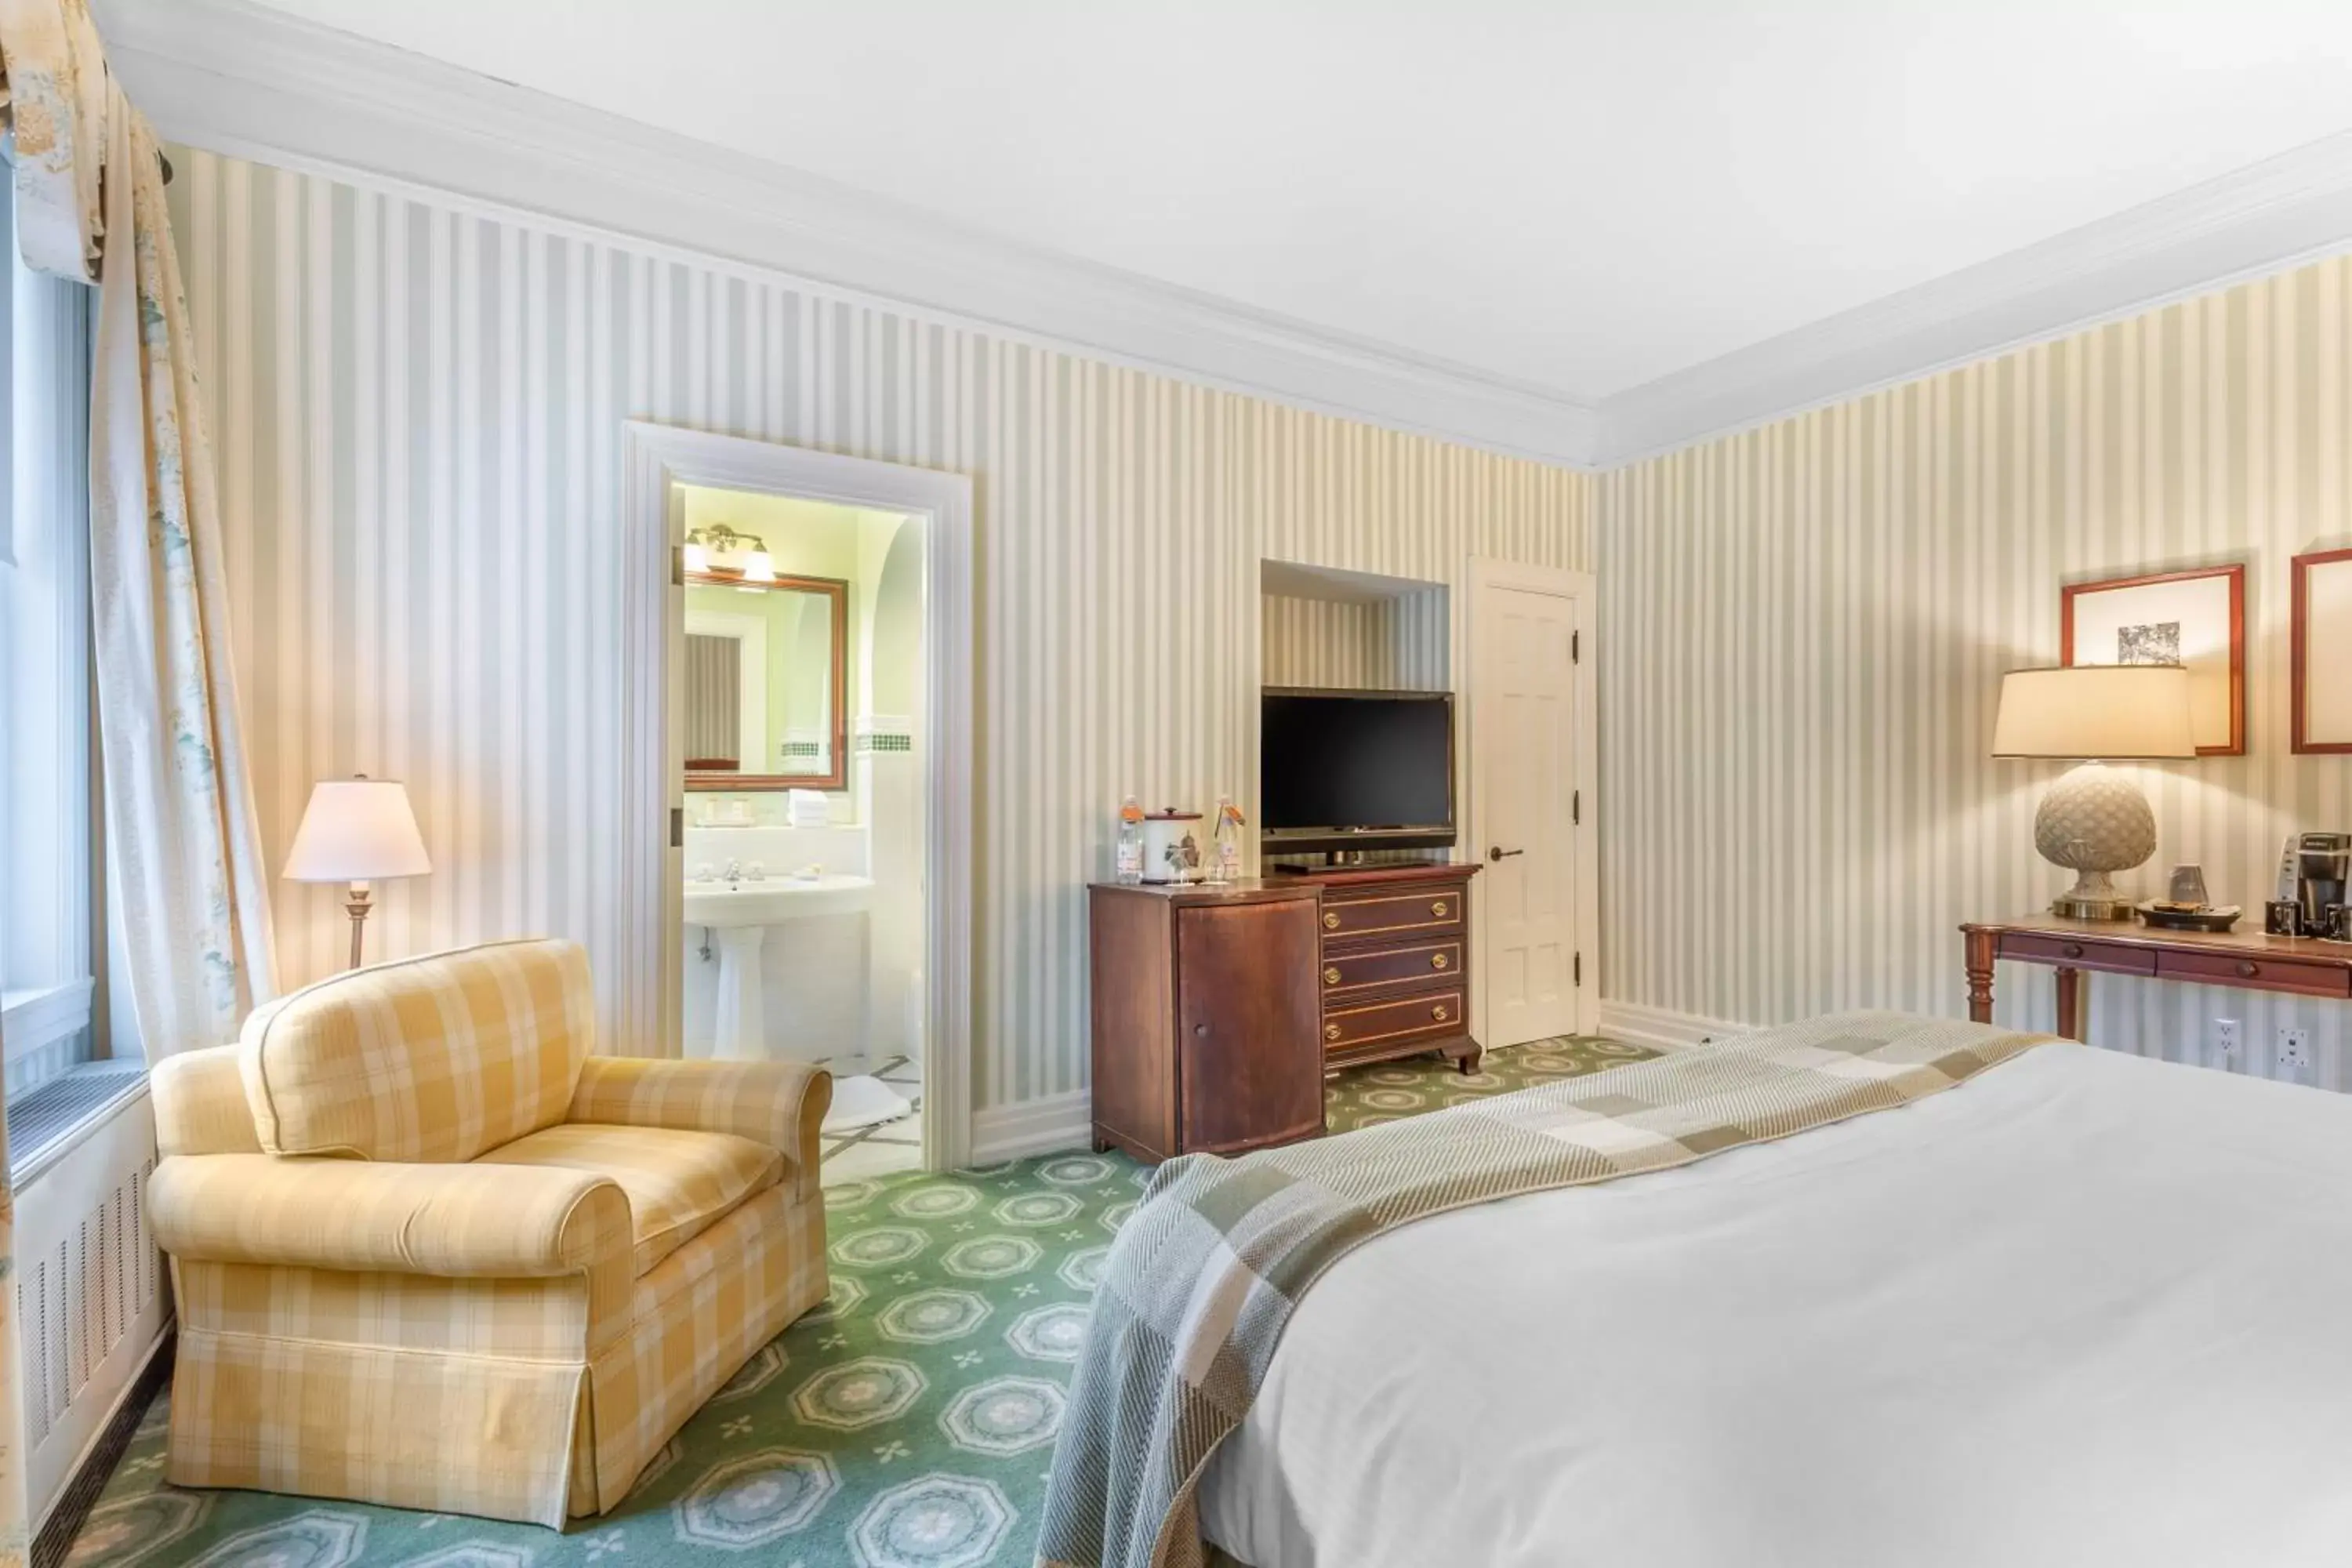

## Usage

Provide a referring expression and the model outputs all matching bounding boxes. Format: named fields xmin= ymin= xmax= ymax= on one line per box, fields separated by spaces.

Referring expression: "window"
xmin=0 ymin=175 xmax=103 ymax=1104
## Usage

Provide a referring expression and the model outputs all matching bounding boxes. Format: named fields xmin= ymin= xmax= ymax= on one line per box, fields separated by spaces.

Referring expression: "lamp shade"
xmin=1991 ymin=665 xmax=2197 ymax=760
xmin=283 ymin=778 xmax=431 ymax=883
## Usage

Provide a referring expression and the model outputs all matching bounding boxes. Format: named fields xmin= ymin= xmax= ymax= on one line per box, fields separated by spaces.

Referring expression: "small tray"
xmin=2134 ymin=902 xmax=2242 ymax=933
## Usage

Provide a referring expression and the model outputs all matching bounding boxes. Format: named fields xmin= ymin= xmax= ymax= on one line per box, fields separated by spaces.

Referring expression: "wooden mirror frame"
xmin=683 ymin=570 xmax=850 ymax=792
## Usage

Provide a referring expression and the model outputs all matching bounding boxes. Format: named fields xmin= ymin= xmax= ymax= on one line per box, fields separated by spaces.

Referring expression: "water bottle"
xmin=1115 ymin=796 xmax=1144 ymax=884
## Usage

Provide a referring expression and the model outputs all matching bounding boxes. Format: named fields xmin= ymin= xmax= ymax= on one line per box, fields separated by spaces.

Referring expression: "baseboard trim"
xmin=968 ymin=1089 xmax=1093 ymax=1163
xmin=31 ymin=1325 xmax=175 ymax=1568
xmin=1597 ymin=999 xmax=1756 ymax=1053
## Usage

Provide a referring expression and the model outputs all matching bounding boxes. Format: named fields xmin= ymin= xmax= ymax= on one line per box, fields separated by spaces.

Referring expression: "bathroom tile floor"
xmin=819 ymin=1051 xmax=924 ymax=1183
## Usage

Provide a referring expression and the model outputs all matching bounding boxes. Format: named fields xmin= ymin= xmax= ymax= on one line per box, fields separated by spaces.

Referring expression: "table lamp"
xmin=284 ymin=775 xmax=431 ymax=967
xmin=1992 ymin=665 xmax=2196 ymax=920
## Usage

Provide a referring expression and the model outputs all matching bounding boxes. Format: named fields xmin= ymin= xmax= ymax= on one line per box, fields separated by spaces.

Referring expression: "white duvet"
xmin=1200 ymin=1043 xmax=2352 ymax=1567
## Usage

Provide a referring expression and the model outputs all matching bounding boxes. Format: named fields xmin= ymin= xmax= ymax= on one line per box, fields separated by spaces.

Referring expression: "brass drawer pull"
xmin=1324 ymin=1022 xmax=1342 ymax=1042
xmin=1323 ymin=966 xmax=1341 ymax=985
xmin=1431 ymin=1004 xmax=1450 ymax=1022
xmin=1430 ymin=900 xmax=1449 ymax=917
xmin=1431 ymin=952 xmax=1449 ymax=970
xmin=1323 ymin=912 xmax=1341 ymax=930
xmin=2062 ymin=942 xmax=2085 ymax=959
xmin=2238 ymin=960 xmax=2260 ymax=978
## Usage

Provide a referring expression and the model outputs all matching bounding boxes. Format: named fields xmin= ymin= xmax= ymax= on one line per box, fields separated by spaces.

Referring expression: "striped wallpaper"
xmin=162 ymin=147 xmax=1592 ymax=1113
xmin=1599 ymin=254 xmax=2352 ymax=1087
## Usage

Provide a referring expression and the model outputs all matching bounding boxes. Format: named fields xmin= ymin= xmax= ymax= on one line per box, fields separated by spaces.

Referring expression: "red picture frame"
xmin=2060 ymin=564 xmax=2245 ymax=757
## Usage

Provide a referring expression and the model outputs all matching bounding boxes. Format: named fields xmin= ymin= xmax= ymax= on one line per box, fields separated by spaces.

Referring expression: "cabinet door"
xmin=1175 ymin=899 xmax=1325 ymax=1153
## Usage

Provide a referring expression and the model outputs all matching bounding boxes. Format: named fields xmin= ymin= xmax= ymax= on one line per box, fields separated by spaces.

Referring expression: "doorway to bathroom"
xmin=620 ymin=426 xmax=975 ymax=1179
xmin=677 ymin=487 xmax=931 ymax=1181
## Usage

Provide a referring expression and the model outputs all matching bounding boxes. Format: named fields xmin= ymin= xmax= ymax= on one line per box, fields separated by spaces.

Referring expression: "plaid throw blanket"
xmin=1036 ymin=1011 xmax=2051 ymax=1568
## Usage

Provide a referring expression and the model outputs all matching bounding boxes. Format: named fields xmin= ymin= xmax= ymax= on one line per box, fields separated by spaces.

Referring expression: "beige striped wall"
xmin=1599 ymin=255 xmax=2352 ymax=1086
xmin=164 ymin=147 xmax=1592 ymax=1111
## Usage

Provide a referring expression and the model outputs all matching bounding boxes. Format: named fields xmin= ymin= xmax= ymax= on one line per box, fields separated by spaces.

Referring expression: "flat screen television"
xmin=1260 ymin=687 xmax=1455 ymax=855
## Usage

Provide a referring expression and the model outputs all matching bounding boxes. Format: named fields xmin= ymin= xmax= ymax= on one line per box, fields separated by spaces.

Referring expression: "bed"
xmin=1044 ymin=1016 xmax=2352 ymax=1568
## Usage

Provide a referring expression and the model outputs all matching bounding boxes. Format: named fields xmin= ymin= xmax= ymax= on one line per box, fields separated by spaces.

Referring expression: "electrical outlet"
xmin=2278 ymin=1027 xmax=2314 ymax=1083
xmin=2212 ymin=1018 xmax=2243 ymax=1071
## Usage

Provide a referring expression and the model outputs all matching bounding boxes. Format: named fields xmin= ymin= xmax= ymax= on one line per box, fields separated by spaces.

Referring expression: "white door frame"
xmin=622 ymin=423 xmax=976 ymax=1171
xmin=1465 ymin=557 xmax=1599 ymax=1043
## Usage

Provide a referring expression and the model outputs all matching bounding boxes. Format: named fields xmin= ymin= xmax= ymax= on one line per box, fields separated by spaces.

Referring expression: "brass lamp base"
xmin=345 ymin=882 xmax=375 ymax=968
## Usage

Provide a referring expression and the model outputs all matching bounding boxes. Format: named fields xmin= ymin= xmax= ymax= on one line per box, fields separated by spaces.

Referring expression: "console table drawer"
xmin=2157 ymin=949 xmax=2352 ymax=999
xmin=2001 ymin=933 xmax=2156 ymax=975
xmin=1319 ymin=887 xmax=1467 ymax=942
xmin=1323 ymin=989 xmax=1465 ymax=1052
xmin=1323 ymin=940 xmax=1462 ymax=997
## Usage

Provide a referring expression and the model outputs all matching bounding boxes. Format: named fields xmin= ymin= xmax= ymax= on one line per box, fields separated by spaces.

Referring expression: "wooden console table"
xmin=1962 ymin=915 xmax=2352 ymax=1040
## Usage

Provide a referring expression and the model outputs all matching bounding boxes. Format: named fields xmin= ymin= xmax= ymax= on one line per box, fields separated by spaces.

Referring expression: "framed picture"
xmin=2292 ymin=549 xmax=2352 ymax=754
xmin=2060 ymin=564 xmax=2245 ymax=756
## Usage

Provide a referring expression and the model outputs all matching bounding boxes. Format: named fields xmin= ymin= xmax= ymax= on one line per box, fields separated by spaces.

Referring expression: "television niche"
xmin=1260 ymin=687 xmax=1455 ymax=859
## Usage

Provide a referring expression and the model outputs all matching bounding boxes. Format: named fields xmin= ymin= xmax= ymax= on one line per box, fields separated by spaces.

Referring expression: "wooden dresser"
xmin=1087 ymin=880 xmax=1327 ymax=1162
xmin=1286 ymin=862 xmax=1483 ymax=1074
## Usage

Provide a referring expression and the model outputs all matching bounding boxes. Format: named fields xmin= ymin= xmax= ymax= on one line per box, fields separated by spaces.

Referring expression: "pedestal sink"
xmin=686 ymin=875 xmax=874 ymax=1058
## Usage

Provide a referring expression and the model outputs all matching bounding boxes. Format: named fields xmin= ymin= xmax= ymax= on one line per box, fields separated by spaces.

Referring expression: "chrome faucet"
xmin=723 ymin=859 xmax=743 ymax=887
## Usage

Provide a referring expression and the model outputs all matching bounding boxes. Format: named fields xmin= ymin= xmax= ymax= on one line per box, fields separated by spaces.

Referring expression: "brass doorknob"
xmin=1430 ymin=900 xmax=1449 ymax=917
xmin=1323 ymin=912 xmax=1341 ymax=929
xmin=1431 ymin=952 xmax=1449 ymax=969
xmin=1431 ymin=1004 xmax=1450 ymax=1022
xmin=1323 ymin=966 xmax=1341 ymax=985
xmin=1324 ymin=1022 xmax=1342 ymax=1041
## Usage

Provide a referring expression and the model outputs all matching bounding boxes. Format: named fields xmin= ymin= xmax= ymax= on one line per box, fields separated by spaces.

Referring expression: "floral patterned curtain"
xmin=87 ymin=80 xmax=281 ymax=1055
xmin=1 ymin=2 xmax=277 ymax=1553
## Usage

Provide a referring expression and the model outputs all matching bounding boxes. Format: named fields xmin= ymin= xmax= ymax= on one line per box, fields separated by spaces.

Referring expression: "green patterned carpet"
xmin=69 ymin=1036 xmax=1653 ymax=1567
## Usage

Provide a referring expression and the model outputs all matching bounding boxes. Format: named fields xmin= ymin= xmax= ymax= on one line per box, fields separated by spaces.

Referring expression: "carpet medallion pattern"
xmin=68 ymin=1037 xmax=1652 ymax=1566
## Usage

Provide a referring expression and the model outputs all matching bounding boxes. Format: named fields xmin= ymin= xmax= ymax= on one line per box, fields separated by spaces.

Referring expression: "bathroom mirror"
xmin=683 ymin=572 xmax=848 ymax=791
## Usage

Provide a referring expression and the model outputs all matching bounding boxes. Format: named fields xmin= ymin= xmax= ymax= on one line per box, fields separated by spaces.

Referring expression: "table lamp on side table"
xmin=1992 ymin=665 xmax=2196 ymax=920
xmin=284 ymin=775 xmax=432 ymax=967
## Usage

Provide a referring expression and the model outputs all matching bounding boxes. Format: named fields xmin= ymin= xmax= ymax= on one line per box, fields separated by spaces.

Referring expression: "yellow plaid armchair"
xmin=147 ymin=938 xmax=831 ymax=1528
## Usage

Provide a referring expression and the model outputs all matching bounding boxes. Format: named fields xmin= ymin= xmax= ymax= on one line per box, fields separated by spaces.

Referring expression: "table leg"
xmin=2054 ymin=967 xmax=2089 ymax=1042
xmin=1964 ymin=929 xmax=1997 ymax=1025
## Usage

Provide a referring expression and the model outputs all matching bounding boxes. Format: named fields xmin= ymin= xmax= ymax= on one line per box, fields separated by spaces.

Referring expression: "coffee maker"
xmin=2274 ymin=832 xmax=2352 ymax=940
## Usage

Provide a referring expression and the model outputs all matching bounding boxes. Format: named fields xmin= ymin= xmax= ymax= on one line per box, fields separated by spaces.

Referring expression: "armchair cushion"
xmin=481 ymin=1123 xmax=781 ymax=1276
xmin=239 ymin=938 xmax=594 ymax=1163
xmin=150 ymin=1153 xmax=631 ymax=1279
xmin=568 ymin=1056 xmax=832 ymax=1201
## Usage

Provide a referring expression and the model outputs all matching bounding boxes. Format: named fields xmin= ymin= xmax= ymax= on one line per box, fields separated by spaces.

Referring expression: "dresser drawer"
xmin=1322 ymin=940 xmax=1461 ymax=998
xmin=1323 ymin=989 xmax=1465 ymax=1052
xmin=2156 ymin=949 xmax=2352 ymax=999
xmin=2000 ymin=932 xmax=2156 ymax=975
xmin=1319 ymin=885 xmax=1468 ymax=943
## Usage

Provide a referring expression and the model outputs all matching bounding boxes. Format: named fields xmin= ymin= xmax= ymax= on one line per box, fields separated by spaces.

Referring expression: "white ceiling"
xmin=224 ymin=0 xmax=2352 ymax=406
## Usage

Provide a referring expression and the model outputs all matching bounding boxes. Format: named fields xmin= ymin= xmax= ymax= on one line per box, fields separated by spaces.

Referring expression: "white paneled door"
xmin=1469 ymin=562 xmax=1597 ymax=1046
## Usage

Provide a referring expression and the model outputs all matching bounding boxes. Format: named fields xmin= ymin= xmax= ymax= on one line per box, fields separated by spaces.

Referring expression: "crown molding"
xmin=96 ymin=0 xmax=2352 ymax=476
xmin=1595 ymin=129 xmax=2352 ymax=466
xmin=95 ymin=0 xmax=1602 ymax=470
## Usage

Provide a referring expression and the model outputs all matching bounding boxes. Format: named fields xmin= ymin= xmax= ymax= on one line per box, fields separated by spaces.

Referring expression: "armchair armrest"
xmin=568 ymin=1057 xmax=832 ymax=1201
xmin=151 ymin=1154 xmax=631 ymax=1279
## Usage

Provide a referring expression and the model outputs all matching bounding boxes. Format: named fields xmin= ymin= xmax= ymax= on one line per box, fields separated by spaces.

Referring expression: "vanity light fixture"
xmin=682 ymin=521 xmax=773 ymax=580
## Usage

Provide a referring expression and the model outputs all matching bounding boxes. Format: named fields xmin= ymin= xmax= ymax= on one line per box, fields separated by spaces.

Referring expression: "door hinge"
xmin=670 ymin=807 xmax=684 ymax=848
xmin=672 ymin=544 xmax=685 ymax=586
xmin=1574 ymin=952 xmax=1583 ymax=989
xmin=1573 ymin=789 xmax=1581 ymax=826
xmin=1572 ymin=629 xmax=1580 ymax=664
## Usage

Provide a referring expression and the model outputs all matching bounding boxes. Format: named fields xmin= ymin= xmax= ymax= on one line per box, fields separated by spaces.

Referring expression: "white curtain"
xmin=2 ymin=0 xmax=279 ymax=1060
xmin=86 ymin=80 xmax=280 ymax=1054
